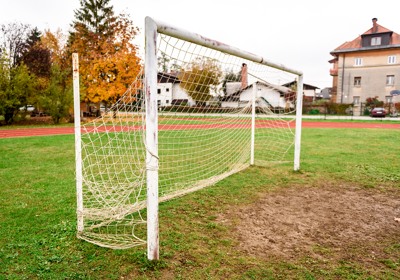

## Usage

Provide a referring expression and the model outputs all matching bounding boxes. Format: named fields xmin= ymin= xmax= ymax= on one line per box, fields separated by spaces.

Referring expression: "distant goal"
xmin=73 ymin=17 xmax=303 ymax=260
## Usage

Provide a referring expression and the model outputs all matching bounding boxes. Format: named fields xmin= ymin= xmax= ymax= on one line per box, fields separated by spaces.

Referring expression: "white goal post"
xmin=73 ymin=16 xmax=303 ymax=261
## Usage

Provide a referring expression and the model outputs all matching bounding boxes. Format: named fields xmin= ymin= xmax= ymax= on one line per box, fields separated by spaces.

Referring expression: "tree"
xmin=158 ymin=51 xmax=170 ymax=72
xmin=178 ymin=57 xmax=222 ymax=104
xmin=21 ymin=27 xmax=51 ymax=79
xmin=0 ymin=23 xmax=43 ymax=124
xmin=16 ymin=27 xmax=53 ymax=116
xmin=0 ymin=63 xmax=37 ymax=124
xmin=39 ymin=65 xmax=72 ymax=124
xmin=0 ymin=22 xmax=30 ymax=68
xmin=68 ymin=0 xmax=142 ymax=106
xmin=366 ymin=96 xmax=384 ymax=108
xmin=35 ymin=29 xmax=74 ymax=124
xmin=0 ymin=54 xmax=9 ymax=120
xmin=25 ymin=27 xmax=41 ymax=49
xmin=0 ymin=24 xmax=72 ymax=125
xmin=221 ymin=69 xmax=241 ymax=95
xmin=40 ymin=29 xmax=66 ymax=66
xmin=73 ymin=0 xmax=115 ymax=37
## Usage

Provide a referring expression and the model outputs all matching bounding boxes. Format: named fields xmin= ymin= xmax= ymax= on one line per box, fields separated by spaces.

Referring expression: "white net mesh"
xmin=77 ymin=28 xmax=300 ymax=249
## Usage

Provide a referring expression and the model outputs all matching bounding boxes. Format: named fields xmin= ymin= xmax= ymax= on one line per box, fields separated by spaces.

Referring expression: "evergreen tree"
xmin=73 ymin=0 xmax=115 ymax=37
xmin=22 ymin=27 xmax=51 ymax=78
xmin=25 ymin=27 xmax=41 ymax=49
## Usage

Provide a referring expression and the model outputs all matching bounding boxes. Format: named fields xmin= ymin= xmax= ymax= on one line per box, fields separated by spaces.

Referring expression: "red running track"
xmin=0 ymin=121 xmax=399 ymax=139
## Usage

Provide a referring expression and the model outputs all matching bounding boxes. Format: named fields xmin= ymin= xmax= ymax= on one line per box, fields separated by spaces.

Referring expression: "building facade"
xmin=157 ymin=72 xmax=196 ymax=107
xmin=282 ymin=81 xmax=320 ymax=102
xmin=329 ymin=18 xmax=400 ymax=113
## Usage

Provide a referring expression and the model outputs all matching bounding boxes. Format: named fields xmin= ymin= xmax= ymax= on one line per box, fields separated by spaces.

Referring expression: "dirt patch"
xmin=221 ymin=184 xmax=400 ymax=262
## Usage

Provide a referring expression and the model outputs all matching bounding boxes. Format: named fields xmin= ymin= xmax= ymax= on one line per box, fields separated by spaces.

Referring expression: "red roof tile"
xmin=363 ymin=24 xmax=392 ymax=35
xmin=332 ymin=23 xmax=400 ymax=52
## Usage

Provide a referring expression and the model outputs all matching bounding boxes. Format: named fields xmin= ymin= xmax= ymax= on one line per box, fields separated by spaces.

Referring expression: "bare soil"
xmin=221 ymin=184 xmax=400 ymax=263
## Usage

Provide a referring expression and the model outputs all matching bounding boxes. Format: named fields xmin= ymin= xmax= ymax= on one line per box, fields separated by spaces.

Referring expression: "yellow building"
xmin=329 ymin=18 xmax=400 ymax=114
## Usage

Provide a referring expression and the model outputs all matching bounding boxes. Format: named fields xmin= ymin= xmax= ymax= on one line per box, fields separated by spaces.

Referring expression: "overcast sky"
xmin=1 ymin=0 xmax=399 ymax=89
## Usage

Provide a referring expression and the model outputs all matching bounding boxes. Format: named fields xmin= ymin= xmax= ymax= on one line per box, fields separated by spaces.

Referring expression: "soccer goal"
xmin=73 ymin=16 xmax=303 ymax=260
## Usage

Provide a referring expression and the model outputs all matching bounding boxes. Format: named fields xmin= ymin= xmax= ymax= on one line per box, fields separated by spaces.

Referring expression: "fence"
xmin=303 ymin=102 xmax=400 ymax=117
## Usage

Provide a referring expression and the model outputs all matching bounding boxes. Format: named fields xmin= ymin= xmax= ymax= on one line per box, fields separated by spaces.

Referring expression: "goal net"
xmin=73 ymin=17 xmax=303 ymax=259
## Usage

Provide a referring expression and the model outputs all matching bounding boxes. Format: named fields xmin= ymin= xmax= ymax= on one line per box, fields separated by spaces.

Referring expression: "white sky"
xmin=1 ymin=0 xmax=399 ymax=89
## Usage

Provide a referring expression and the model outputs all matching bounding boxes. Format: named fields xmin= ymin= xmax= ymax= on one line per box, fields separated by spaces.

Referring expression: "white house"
xmin=219 ymin=63 xmax=294 ymax=110
xmin=221 ymin=81 xmax=294 ymax=110
xmin=157 ymin=72 xmax=195 ymax=106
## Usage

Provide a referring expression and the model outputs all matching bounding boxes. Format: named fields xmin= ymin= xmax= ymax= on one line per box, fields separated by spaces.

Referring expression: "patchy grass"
xmin=0 ymin=126 xmax=399 ymax=279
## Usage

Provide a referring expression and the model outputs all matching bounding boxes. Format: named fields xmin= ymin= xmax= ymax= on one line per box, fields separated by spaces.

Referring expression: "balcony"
xmin=330 ymin=68 xmax=338 ymax=76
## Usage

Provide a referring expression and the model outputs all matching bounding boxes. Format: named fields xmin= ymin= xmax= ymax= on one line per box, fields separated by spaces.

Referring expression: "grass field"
xmin=1 ymin=123 xmax=400 ymax=279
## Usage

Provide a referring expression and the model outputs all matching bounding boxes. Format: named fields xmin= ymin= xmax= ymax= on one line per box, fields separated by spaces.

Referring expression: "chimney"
xmin=372 ymin=18 xmax=378 ymax=33
xmin=241 ymin=63 xmax=248 ymax=89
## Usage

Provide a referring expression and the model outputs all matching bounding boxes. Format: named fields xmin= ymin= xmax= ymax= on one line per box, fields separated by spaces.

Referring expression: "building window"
xmin=166 ymin=88 xmax=170 ymax=92
xmin=157 ymin=88 xmax=161 ymax=94
xmin=388 ymin=55 xmax=396 ymax=64
xmin=354 ymin=76 xmax=361 ymax=86
xmin=386 ymin=75 xmax=395 ymax=86
xmin=353 ymin=96 xmax=360 ymax=105
xmin=385 ymin=96 xmax=393 ymax=103
xmin=371 ymin=37 xmax=381 ymax=46
xmin=166 ymin=100 xmax=169 ymax=104
xmin=354 ymin=58 xmax=362 ymax=66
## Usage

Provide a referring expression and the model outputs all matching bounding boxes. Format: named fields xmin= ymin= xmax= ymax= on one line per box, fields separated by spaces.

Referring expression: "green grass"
xmin=0 ymin=125 xmax=399 ymax=279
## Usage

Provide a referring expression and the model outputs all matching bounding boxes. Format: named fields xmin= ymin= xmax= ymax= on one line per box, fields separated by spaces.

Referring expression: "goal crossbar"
xmin=154 ymin=18 xmax=303 ymax=76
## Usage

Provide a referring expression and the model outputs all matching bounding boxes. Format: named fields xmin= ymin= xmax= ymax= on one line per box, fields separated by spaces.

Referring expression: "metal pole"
xmin=154 ymin=18 xmax=302 ymax=76
xmin=72 ymin=53 xmax=84 ymax=233
xmin=250 ymin=83 xmax=256 ymax=165
xmin=294 ymin=75 xmax=303 ymax=171
xmin=145 ymin=17 xmax=159 ymax=261
xmin=340 ymin=55 xmax=346 ymax=104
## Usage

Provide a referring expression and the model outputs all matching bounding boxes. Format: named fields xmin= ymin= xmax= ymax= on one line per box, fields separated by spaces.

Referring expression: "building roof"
xmin=221 ymin=81 xmax=292 ymax=101
xmin=331 ymin=19 xmax=400 ymax=55
xmin=282 ymin=81 xmax=319 ymax=90
xmin=157 ymin=72 xmax=180 ymax=83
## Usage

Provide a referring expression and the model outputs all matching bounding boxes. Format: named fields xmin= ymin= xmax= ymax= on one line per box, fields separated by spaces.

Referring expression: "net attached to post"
xmin=77 ymin=22 xmax=301 ymax=249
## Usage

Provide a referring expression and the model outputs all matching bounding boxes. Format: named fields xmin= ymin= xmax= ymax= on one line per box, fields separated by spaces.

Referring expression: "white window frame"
xmin=385 ymin=96 xmax=392 ymax=103
xmin=388 ymin=55 xmax=396 ymax=64
xmin=386 ymin=75 xmax=395 ymax=86
xmin=353 ymin=96 xmax=360 ymax=105
xmin=354 ymin=58 xmax=363 ymax=66
xmin=354 ymin=76 xmax=361 ymax=86
xmin=371 ymin=37 xmax=381 ymax=46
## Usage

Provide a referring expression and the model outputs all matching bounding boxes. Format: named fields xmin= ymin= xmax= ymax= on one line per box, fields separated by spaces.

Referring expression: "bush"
xmin=325 ymin=102 xmax=352 ymax=115
xmin=366 ymin=97 xmax=384 ymax=107
xmin=308 ymin=109 xmax=320 ymax=115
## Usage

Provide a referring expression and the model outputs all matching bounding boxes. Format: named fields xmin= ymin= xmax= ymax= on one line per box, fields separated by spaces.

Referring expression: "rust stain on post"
xmin=72 ymin=54 xmax=79 ymax=75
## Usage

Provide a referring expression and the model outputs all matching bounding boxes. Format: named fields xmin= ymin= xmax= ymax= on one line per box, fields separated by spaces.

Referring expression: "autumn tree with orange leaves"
xmin=68 ymin=0 xmax=142 ymax=108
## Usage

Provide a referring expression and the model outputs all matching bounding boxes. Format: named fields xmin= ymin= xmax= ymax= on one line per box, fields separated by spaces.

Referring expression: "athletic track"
xmin=0 ymin=121 xmax=399 ymax=139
